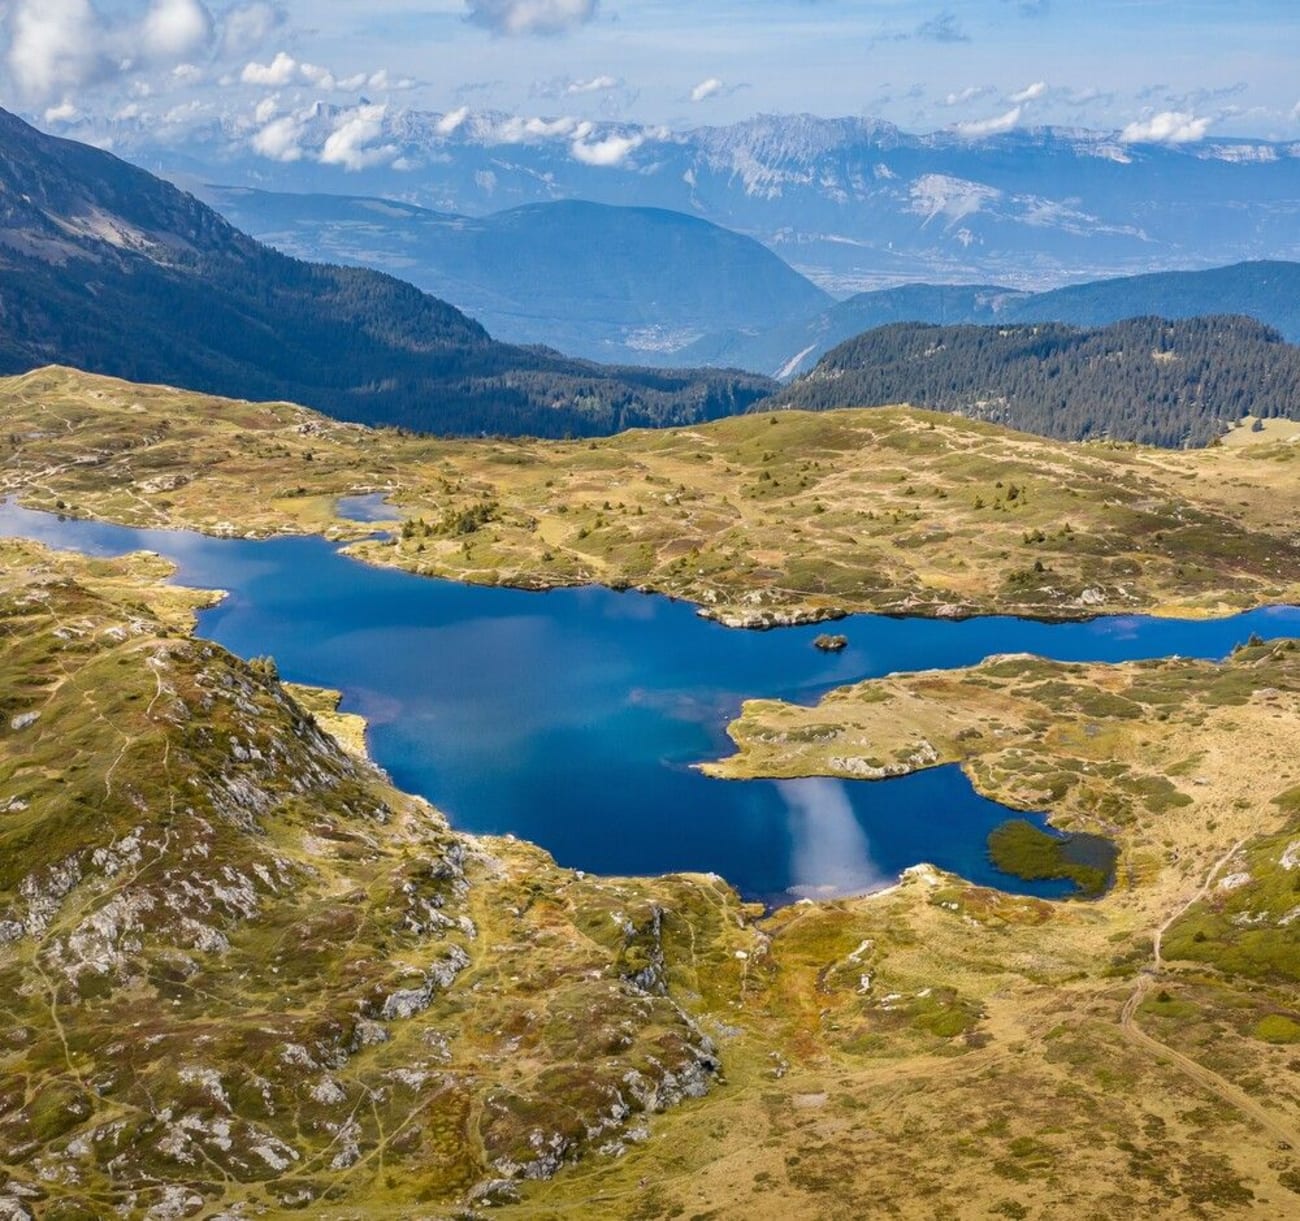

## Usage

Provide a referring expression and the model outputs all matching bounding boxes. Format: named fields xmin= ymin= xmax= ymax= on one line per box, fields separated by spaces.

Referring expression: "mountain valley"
xmin=3 ymin=16 xmax=1300 ymax=1212
xmin=202 ymin=189 xmax=832 ymax=366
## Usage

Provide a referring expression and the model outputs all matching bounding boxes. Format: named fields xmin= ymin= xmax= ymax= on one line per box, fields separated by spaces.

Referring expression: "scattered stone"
xmin=468 ymin=1179 xmax=522 ymax=1206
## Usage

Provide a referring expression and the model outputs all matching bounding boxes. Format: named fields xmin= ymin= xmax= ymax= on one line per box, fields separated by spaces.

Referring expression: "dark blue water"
xmin=5 ymin=499 xmax=1299 ymax=904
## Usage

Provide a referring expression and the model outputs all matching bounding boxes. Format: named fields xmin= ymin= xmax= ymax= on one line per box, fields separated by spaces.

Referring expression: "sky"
xmin=0 ymin=0 xmax=1297 ymax=155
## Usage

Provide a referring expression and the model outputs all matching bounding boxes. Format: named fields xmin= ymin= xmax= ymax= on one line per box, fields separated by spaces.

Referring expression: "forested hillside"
xmin=1015 ymin=261 xmax=1300 ymax=341
xmin=0 ymin=108 xmax=772 ymax=438
xmin=693 ymin=261 xmax=1300 ymax=380
xmin=774 ymin=315 xmax=1300 ymax=446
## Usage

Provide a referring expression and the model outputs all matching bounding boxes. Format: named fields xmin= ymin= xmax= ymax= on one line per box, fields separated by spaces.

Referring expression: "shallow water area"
xmin=335 ymin=492 xmax=400 ymax=524
xmin=5 ymin=498 xmax=1299 ymax=905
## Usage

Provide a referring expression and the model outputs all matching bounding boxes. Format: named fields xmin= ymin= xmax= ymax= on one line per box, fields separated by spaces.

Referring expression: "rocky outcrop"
xmin=829 ymin=739 xmax=940 ymax=779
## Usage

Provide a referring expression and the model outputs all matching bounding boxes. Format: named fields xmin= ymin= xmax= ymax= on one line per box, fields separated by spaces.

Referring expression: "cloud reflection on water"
xmin=778 ymin=778 xmax=886 ymax=899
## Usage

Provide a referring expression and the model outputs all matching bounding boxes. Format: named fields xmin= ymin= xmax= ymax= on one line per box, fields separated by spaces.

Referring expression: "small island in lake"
xmin=813 ymin=633 xmax=848 ymax=652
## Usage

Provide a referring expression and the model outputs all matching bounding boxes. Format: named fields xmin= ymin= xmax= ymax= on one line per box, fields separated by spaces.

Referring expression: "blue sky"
xmin=2 ymin=1 xmax=1297 ymax=144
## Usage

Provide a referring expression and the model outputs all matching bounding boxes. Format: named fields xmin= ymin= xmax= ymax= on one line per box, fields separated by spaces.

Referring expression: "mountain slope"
xmin=696 ymin=261 xmax=1300 ymax=379
xmin=772 ymin=315 xmax=1300 ymax=446
xmin=0 ymin=107 xmax=773 ymax=437
xmin=1008 ymin=259 xmax=1300 ymax=338
xmin=205 ymin=189 xmax=833 ymax=365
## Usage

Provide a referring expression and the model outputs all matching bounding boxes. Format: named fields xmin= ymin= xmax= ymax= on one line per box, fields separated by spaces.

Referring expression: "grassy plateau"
xmin=3 ymin=366 xmax=1300 ymax=625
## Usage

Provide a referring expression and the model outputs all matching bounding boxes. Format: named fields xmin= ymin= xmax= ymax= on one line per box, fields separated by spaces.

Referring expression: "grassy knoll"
xmin=692 ymin=638 xmax=1300 ymax=1212
xmin=1 ymin=540 xmax=1299 ymax=1216
xmin=4 ymin=366 xmax=1300 ymax=626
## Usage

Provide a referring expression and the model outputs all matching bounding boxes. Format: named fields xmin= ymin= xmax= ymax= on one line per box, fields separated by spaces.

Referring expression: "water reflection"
xmin=335 ymin=493 xmax=398 ymax=523
xmin=780 ymin=779 xmax=886 ymax=899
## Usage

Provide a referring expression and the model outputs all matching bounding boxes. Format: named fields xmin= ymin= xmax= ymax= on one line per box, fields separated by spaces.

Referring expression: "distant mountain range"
xmin=0 ymin=108 xmax=772 ymax=438
xmin=696 ymin=261 xmax=1300 ymax=378
xmin=771 ymin=315 xmax=1300 ymax=447
xmin=92 ymin=107 xmax=1300 ymax=291
xmin=6 ymin=108 xmax=1300 ymax=452
xmin=203 ymin=188 xmax=832 ymax=366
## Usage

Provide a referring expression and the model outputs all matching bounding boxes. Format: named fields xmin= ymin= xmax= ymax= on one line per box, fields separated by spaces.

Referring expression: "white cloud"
xmin=7 ymin=0 xmax=109 ymax=101
xmin=1120 ymin=110 xmax=1212 ymax=144
xmin=942 ymin=85 xmax=994 ymax=107
xmin=251 ymin=112 xmax=307 ymax=161
xmin=237 ymin=52 xmax=409 ymax=95
xmin=954 ymin=106 xmax=1023 ymax=137
xmin=570 ymin=130 xmax=643 ymax=166
xmin=139 ymin=0 xmax=212 ymax=61
xmin=436 ymin=106 xmax=470 ymax=135
xmin=494 ymin=113 xmax=581 ymax=142
xmin=219 ymin=2 xmax=284 ymax=59
xmin=4 ymin=0 xmax=219 ymax=102
xmin=241 ymin=50 xmax=297 ymax=87
xmin=319 ymin=103 xmax=399 ymax=171
xmin=44 ymin=98 xmax=80 ymax=123
xmin=363 ymin=68 xmax=416 ymax=91
xmin=565 ymin=74 xmax=618 ymax=95
xmin=466 ymin=0 xmax=598 ymax=37
xmin=690 ymin=77 xmax=724 ymax=103
xmin=1009 ymin=80 xmax=1047 ymax=104
xmin=299 ymin=61 xmax=337 ymax=90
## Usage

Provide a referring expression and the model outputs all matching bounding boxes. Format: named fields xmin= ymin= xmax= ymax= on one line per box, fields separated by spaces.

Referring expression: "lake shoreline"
xmin=4 ymin=488 xmax=1286 ymax=631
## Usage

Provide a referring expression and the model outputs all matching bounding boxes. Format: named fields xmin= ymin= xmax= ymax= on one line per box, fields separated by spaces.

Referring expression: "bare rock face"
xmin=704 ymin=602 xmax=846 ymax=630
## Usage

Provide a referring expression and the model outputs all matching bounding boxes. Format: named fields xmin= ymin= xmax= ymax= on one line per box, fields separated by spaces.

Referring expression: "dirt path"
xmin=1119 ymin=839 xmax=1297 ymax=1152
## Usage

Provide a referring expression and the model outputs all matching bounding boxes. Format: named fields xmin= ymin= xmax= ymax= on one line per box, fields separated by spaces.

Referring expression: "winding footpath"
xmin=1120 ymin=838 xmax=1298 ymax=1152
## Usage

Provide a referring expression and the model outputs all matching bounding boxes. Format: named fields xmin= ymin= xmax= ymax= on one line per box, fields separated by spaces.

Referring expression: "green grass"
xmin=1254 ymin=1014 xmax=1300 ymax=1044
xmin=987 ymin=820 xmax=1113 ymax=898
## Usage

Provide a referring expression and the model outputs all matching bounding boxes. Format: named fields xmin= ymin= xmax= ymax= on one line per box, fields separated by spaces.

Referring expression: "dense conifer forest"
xmin=773 ymin=315 xmax=1300 ymax=446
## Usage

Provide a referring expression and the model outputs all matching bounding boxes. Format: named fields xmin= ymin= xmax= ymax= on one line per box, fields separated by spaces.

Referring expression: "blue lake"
xmin=5 ymin=497 xmax=1299 ymax=905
